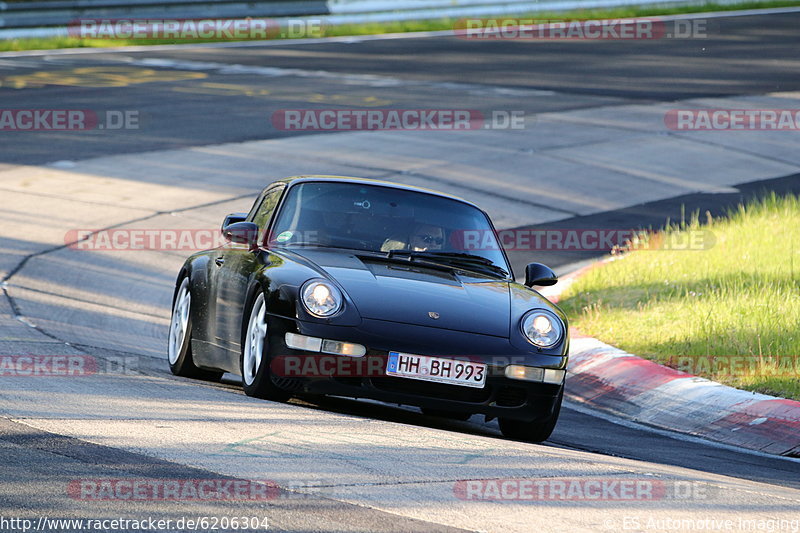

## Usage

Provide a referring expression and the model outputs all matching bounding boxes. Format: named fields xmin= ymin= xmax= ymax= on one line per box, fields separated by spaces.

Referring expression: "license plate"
xmin=386 ymin=352 xmax=486 ymax=388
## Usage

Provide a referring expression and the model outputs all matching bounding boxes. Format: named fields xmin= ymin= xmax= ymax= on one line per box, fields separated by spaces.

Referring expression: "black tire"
xmin=167 ymin=276 xmax=223 ymax=381
xmin=498 ymin=388 xmax=563 ymax=443
xmin=240 ymin=291 xmax=291 ymax=402
xmin=421 ymin=408 xmax=472 ymax=421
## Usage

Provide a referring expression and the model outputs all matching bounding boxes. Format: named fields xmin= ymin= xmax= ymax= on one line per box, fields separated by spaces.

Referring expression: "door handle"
xmin=215 ymin=257 xmax=225 ymax=266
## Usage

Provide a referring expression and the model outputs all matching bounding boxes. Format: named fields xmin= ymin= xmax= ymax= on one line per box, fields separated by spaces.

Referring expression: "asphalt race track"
xmin=1 ymin=9 xmax=799 ymax=532
xmin=2 ymin=11 xmax=800 ymax=165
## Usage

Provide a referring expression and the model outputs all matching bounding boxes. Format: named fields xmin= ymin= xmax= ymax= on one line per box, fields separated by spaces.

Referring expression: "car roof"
xmin=267 ymin=175 xmax=481 ymax=210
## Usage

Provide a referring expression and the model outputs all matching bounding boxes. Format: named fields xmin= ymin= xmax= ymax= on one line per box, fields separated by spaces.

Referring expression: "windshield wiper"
xmin=385 ymin=250 xmax=509 ymax=278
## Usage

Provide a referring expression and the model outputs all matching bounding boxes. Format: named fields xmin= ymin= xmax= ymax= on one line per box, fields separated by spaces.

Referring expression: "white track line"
xmin=86 ymin=55 xmax=556 ymax=95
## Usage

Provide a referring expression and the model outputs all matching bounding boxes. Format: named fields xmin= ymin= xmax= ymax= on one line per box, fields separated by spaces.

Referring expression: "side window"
xmin=251 ymin=187 xmax=284 ymax=231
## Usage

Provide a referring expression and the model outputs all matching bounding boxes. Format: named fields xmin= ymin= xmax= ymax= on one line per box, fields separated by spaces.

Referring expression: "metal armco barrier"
xmin=0 ymin=0 xmax=331 ymax=28
xmin=0 ymin=0 xmax=777 ymax=38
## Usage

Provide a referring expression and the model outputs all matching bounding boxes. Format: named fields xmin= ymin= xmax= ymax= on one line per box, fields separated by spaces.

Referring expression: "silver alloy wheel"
xmin=243 ymin=293 xmax=267 ymax=386
xmin=168 ymin=278 xmax=191 ymax=365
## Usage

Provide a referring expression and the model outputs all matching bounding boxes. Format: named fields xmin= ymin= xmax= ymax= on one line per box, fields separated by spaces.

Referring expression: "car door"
xmin=213 ymin=185 xmax=285 ymax=357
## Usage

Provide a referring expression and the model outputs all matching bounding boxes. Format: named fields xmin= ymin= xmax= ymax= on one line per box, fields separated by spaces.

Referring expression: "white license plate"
xmin=386 ymin=352 xmax=486 ymax=388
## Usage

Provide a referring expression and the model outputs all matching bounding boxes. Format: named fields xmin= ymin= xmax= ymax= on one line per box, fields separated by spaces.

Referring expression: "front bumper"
xmin=267 ymin=316 xmax=567 ymax=422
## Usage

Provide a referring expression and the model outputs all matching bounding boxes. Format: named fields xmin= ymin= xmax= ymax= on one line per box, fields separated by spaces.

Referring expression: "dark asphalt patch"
xmin=116 ymin=12 xmax=800 ymax=99
xmin=0 ymin=60 xmax=619 ymax=165
xmin=553 ymin=404 xmax=800 ymax=490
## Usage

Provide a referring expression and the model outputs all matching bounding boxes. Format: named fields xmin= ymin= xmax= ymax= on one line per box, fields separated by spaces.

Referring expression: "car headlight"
xmin=301 ymin=280 xmax=343 ymax=318
xmin=520 ymin=309 xmax=563 ymax=348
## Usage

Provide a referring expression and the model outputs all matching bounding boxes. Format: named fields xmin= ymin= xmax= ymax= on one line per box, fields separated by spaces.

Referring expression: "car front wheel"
xmin=498 ymin=388 xmax=563 ymax=443
xmin=241 ymin=291 xmax=291 ymax=402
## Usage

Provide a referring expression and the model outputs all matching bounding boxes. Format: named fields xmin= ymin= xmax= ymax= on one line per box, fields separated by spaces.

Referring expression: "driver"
xmin=409 ymin=224 xmax=444 ymax=252
xmin=381 ymin=223 xmax=445 ymax=252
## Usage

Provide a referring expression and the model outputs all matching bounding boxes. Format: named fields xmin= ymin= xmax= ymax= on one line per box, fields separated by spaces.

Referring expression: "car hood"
xmin=292 ymin=249 xmax=511 ymax=337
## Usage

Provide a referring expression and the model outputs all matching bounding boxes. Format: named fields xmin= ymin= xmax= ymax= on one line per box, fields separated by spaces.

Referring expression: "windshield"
xmin=269 ymin=181 xmax=511 ymax=276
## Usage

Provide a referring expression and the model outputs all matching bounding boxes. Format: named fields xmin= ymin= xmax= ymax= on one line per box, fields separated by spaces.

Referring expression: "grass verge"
xmin=2 ymin=0 xmax=800 ymax=52
xmin=559 ymin=193 xmax=800 ymax=400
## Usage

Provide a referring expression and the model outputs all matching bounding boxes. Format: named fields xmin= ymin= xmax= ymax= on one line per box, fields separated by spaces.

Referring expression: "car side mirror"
xmin=524 ymin=263 xmax=558 ymax=287
xmin=221 ymin=213 xmax=247 ymax=233
xmin=223 ymin=221 xmax=259 ymax=250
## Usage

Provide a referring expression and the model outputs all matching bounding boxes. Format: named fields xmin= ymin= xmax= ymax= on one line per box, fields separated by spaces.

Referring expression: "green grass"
xmin=2 ymin=0 xmax=800 ymax=52
xmin=559 ymin=193 xmax=800 ymax=400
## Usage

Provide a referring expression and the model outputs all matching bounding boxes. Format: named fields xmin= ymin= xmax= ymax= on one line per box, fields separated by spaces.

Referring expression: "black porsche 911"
xmin=168 ymin=176 xmax=569 ymax=442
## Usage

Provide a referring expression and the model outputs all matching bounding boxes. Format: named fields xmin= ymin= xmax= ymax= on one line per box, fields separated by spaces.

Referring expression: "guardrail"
xmin=0 ymin=0 xmax=778 ymax=39
xmin=0 ymin=0 xmax=330 ymax=28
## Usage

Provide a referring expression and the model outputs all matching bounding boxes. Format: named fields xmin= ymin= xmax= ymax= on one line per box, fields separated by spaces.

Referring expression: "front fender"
xmin=508 ymin=281 xmax=569 ymax=358
xmin=256 ymin=250 xmax=362 ymax=327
